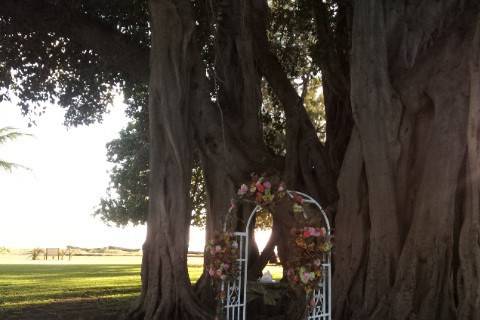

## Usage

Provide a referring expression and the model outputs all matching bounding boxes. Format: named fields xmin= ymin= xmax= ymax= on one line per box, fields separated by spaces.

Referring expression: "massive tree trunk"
xmin=312 ymin=0 xmax=353 ymax=177
xmin=333 ymin=1 xmax=480 ymax=319
xmin=191 ymin=0 xmax=283 ymax=306
xmin=125 ymin=1 xmax=480 ymax=320
xmin=126 ymin=1 xmax=211 ymax=319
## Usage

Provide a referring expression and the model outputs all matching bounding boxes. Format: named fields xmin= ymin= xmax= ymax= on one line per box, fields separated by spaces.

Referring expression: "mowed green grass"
xmin=0 ymin=254 xmax=282 ymax=317
xmin=0 ymin=255 xmax=204 ymax=312
xmin=0 ymin=264 xmax=142 ymax=310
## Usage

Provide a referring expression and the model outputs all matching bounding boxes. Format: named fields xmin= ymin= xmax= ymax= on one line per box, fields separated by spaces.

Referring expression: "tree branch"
xmin=250 ymin=0 xmax=338 ymax=205
xmin=1 ymin=0 xmax=149 ymax=84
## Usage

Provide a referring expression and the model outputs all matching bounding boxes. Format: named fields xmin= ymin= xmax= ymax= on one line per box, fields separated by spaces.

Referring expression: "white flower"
xmin=237 ymin=184 xmax=248 ymax=196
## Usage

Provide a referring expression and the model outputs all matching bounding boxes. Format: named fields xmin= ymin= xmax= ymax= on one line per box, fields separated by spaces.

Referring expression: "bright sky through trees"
xmin=0 ymin=98 xmax=271 ymax=251
xmin=0 ymin=97 xmax=151 ymax=249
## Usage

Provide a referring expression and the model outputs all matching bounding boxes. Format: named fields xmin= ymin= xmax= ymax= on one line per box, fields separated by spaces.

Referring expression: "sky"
xmin=0 ymin=98 xmax=271 ymax=251
xmin=0 ymin=97 xmax=152 ymax=249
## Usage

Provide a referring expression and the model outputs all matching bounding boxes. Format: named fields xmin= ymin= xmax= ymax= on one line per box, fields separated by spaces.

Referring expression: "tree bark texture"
xmin=192 ymin=0 xmax=282 ymax=302
xmin=333 ymin=1 xmax=480 ymax=320
xmin=251 ymin=0 xmax=339 ymax=206
xmin=126 ymin=1 xmax=211 ymax=319
xmin=84 ymin=0 xmax=480 ymax=319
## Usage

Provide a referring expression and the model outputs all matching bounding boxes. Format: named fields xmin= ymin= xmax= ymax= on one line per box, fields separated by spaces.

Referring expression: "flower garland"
xmin=286 ymin=226 xmax=333 ymax=294
xmin=235 ymin=174 xmax=334 ymax=306
xmin=207 ymin=173 xmax=333 ymax=315
xmin=205 ymin=232 xmax=240 ymax=298
xmin=234 ymin=174 xmax=286 ymax=208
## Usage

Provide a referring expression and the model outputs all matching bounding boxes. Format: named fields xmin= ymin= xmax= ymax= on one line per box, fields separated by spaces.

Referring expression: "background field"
xmin=0 ymin=253 xmax=282 ymax=320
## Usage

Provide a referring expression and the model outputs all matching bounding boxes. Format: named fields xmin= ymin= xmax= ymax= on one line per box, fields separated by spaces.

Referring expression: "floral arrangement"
xmin=286 ymin=226 xmax=333 ymax=295
xmin=205 ymin=232 xmax=240 ymax=298
xmin=234 ymin=174 xmax=286 ymax=208
xmin=232 ymin=174 xmax=307 ymax=220
xmin=213 ymin=173 xmax=333 ymax=315
xmin=291 ymin=191 xmax=306 ymax=215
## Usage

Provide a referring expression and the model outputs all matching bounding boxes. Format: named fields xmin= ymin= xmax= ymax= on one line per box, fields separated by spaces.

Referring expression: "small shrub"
xmin=30 ymin=248 xmax=44 ymax=260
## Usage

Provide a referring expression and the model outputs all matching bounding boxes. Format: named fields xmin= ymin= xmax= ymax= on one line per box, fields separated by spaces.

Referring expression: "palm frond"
xmin=0 ymin=127 xmax=32 ymax=172
xmin=0 ymin=159 xmax=31 ymax=172
xmin=0 ymin=127 xmax=32 ymax=144
xmin=0 ymin=127 xmax=16 ymax=134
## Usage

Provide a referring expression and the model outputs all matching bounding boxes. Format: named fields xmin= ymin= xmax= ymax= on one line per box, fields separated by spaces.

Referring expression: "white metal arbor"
xmin=221 ymin=190 xmax=332 ymax=320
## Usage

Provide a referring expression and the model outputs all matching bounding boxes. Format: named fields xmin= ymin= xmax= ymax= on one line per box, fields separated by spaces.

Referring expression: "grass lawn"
xmin=0 ymin=254 xmax=282 ymax=320
xmin=0 ymin=264 xmax=141 ymax=307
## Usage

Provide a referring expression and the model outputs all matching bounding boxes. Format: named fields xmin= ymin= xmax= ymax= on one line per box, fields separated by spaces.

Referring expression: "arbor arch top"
xmin=221 ymin=189 xmax=332 ymax=320
xmin=244 ymin=190 xmax=332 ymax=234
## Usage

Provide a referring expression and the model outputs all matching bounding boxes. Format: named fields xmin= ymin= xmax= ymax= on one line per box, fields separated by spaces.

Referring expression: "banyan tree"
xmin=1 ymin=0 xmax=480 ymax=319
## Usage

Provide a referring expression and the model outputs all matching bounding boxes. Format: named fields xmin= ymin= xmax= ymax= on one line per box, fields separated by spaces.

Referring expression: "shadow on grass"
xmin=0 ymin=285 xmax=141 ymax=306
xmin=0 ymin=264 xmax=141 ymax=277
xmin=0 ymin=295 xmax=137 ymax=320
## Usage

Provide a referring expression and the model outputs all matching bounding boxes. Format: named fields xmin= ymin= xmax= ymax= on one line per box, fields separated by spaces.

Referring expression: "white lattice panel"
xmin=223 ymin=232 xmax=246 ymax=320
xmin=307 ymin=263 xmax=331 ymax=320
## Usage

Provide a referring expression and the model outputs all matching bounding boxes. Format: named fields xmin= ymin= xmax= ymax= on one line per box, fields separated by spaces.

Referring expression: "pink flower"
xmin=304 ymin=227 xmax=321 ymax=238
xmin=293 ymin=193 xmax=304 ymax=204
xmin=237 ymin=184 xmax=248 ymax=196
xmin=263 ymin=181 xmax=272 ymax=190
xmin=319 ymin=227 xmax=327 ymax=237
xmin=215 ymin=245 xmax=222 ymax=253
xmin=256 ymin=182 xmax=265 ymax=193
xmin=277 ymin=182 xmax=286 ymax=192
xmin=299 ymin=267 xmax=315 ymax=284
xmin=300 ymin=271 xmax=315 ymax=284
xmin=223 ymin=263 xmax=230 ymax=270
xmin=208 ymin=268 xmax=215 ymax=277
xmin=310 ymin=227 xmax=321 ymax=237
